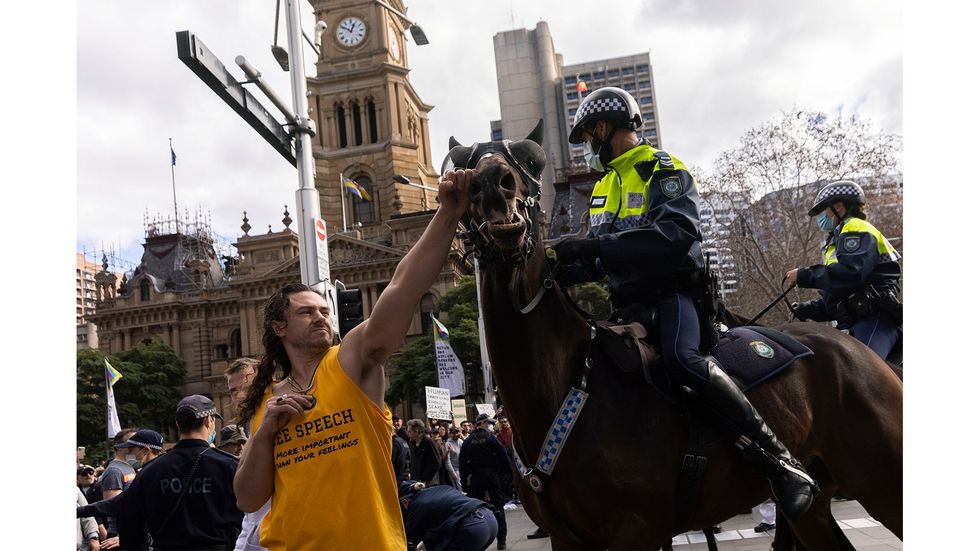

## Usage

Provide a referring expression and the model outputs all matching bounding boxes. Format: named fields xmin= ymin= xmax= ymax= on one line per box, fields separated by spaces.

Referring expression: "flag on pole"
xmin=105 ymin=358 xmax=123 ymax=438
xmin=342 ymin=176 xmax=372 ymax=201
xmin=577 ymin=80 xmax=588 ymax=93
xmin=171 ymin=145 xmax=177 ymax=166
xmin=431 ymin=314 xmax=465 ymax=398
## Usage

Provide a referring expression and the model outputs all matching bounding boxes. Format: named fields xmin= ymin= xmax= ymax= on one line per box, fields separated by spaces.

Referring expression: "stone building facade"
xmin=88 ymin=0 xmax=471 ymax=421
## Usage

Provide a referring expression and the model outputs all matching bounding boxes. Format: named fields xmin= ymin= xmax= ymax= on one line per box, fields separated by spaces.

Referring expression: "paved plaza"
xmin=498 ymin=498 xmax=901 ymax=550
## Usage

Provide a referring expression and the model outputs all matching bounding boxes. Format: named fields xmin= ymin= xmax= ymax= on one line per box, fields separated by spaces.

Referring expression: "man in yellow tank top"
xmin=233 ymin=170 xmax=474 ymax=551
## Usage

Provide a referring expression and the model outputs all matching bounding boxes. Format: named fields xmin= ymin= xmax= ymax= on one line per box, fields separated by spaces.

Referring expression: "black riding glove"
xmin=792 ymin=300 xmax=825 ymax=322
xmin=553 ymin=238 xmax=600 ymax=266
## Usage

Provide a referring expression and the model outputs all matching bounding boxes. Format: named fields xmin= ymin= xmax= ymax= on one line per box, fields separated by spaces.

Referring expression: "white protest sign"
xmin=424 ymin=386 xmax=453 ymax=421
xmin=451 ymin=399 xmax=467 ymax=424
xmin=475 ymin=403 xmax=495 ymax=417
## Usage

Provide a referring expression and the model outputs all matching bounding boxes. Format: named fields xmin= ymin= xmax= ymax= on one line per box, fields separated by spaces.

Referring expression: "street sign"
xmin=425 ymin=386 xmax=453 ymax=421
xmin=313 ymin=216 xmax=330 ymax=283
xmin=176 ymin=31 xmax=296 ymax=164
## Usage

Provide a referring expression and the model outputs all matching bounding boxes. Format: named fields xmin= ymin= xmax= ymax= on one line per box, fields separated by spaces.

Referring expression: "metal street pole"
xmin=284 ymin=0 xmax=335 ymax=323
xmin=473 ymin=258 xmax=496 ymax=406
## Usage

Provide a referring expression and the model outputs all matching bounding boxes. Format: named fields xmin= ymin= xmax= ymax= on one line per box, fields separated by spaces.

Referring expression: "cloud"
xmin=77 ymin=0 xmax=901 ymax=265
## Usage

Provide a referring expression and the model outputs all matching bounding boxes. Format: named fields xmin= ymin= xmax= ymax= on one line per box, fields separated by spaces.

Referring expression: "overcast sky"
xmin=76 ymin=0 xmax=902 ymax=269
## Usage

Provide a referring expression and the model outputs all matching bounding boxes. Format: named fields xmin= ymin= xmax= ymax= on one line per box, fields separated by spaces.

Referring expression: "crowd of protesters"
xmin=78 ymin=400 xmax=530 ymax=551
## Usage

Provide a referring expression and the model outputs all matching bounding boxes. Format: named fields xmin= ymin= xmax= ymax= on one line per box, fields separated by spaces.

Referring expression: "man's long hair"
xmin=238 ymin=283 xmax=315 ymax=424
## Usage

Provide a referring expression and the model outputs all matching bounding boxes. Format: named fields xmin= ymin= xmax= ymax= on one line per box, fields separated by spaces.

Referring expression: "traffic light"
xmin=337 ymin=288 xmax=364 ymax=338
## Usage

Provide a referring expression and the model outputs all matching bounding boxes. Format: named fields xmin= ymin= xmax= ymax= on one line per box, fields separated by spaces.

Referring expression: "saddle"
xmin=592 ymin=315 xmax=814 ymax=535
xmin=592 ymin=317 xmax=813 ymax=396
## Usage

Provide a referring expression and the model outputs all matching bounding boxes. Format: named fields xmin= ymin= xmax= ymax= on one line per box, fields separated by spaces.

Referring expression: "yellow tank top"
xmin=250 ymin=345 xmax=406 ymax=551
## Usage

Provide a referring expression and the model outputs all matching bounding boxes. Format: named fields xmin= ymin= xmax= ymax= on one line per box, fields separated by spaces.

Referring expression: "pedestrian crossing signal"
xmin=338 ymin=289 xmax=364 ymax=337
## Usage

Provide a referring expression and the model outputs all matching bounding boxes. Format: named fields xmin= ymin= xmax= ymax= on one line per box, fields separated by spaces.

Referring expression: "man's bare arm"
xmin=339 ymin=170 xmax=472 ymax=405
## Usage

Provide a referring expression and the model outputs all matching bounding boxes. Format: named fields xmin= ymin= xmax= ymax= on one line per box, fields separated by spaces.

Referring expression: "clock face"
xmin=388 ymin=26 xmax=401 ymax=60
xmin=336 ymin=16 xmax=367 ymax=47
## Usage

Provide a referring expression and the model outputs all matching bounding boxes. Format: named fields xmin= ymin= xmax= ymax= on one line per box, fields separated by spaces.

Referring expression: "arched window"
xmin=352 ymin=101 xmax=363 ymax=146
xmin=139 ymin=279 xmax=150 ymax=302
xmin=337 ymin=104 xmax=348 ymax=148
xmin=352 ymin=176 xmax=376 ymax=225
xmin=367 ymin=99 xmax=378 ymax=143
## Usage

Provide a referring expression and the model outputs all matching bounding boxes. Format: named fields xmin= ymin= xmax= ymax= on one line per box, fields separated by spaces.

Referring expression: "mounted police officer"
xmin=786 ymin=180 xmax=902 ymax=360
xmin=553 ymin=86 xmax=817 ymax=519
xmin=116 ymin=395 xmax=243 ymax=551
xmin=459 ymin=414 xmax=511 ymax=550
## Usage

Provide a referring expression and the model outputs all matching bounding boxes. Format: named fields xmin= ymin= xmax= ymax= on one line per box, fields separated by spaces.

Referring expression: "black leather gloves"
xmin=553 ymin=238 xmax=600 ymax=266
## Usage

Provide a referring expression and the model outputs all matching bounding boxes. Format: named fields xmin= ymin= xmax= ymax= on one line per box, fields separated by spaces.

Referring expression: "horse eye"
xmin=500 ymin=173 xmax=515 ymax=191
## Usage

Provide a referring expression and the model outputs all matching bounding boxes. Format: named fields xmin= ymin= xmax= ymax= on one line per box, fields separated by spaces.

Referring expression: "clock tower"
xmin=307 ymin=0 xmax=438 ymax=241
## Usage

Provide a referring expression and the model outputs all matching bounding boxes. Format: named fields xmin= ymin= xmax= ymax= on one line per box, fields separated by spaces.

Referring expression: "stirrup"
xmin=735 ymin=436 xmax=816 ymax=487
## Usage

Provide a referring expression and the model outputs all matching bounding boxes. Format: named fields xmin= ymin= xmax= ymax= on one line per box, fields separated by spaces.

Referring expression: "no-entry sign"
xmin=314 ymin=216 xmax=330 ymax=283
xmin=315 ymin=218 xmax=327 ymax=241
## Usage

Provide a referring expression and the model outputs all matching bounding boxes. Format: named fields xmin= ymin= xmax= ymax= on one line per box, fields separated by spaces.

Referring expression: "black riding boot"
xmin=697 ymin=361 xmax=818 ymax=518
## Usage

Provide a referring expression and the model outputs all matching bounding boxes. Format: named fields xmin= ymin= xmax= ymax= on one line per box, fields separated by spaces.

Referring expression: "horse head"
xmin=443 ymin=120 xmax=546 ymax=261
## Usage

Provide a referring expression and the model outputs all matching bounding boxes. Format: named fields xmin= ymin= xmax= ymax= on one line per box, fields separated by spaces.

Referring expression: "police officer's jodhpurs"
xmin=656 ymin=292 xmax=710 ymax=393
xmin=466 ymin=473 xmax=507 ymax=543
xmin=848 ymin=313 xmax=900 ymax=361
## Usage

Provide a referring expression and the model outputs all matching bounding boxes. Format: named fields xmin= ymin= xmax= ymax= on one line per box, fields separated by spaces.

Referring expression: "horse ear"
xmin=525 ymin=119 xmax=544 ymax=146
xmin=449 ymin=136 xmax=462 ymax=149
xmin=509 ymin=139 xmax=547 ymax=180
xmin=446 ymin=144 xmax=474 ymax=171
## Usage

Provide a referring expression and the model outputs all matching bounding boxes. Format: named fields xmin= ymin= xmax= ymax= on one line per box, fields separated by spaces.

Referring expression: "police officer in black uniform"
xmin=458 ymin=413 xmax=511 ymax=550
xmin=116 ymin=395 xmax=243 ymax=551
xmin=553 ymin=86 xmax=817 ymax=518
xmin=786 ymin=180 xmax=902 ymax=361
xmin=399 ymin=480 xmax=499 ymax=551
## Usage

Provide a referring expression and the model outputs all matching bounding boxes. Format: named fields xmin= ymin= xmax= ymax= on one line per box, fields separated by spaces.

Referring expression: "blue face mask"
xmin=816 ymin=211 xmax=835 ymax=232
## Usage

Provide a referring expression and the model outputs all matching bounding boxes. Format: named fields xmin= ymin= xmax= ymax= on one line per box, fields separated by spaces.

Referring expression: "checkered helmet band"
xmin=808 ymin=180 xmax=865 ymax=216
xmin=573 ymin=97 xmax=627 ymax=125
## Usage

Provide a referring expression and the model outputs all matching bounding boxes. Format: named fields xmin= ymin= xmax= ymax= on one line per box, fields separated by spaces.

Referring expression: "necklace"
xmin=286 ymin=363 xmax=318 ymax=394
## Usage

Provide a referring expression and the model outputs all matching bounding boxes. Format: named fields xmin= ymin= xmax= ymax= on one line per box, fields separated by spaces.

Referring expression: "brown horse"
xmin=446 ymin=124 xmax=903 ymax=550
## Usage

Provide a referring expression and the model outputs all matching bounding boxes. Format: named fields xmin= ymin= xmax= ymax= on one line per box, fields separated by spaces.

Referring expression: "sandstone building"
xmin=88 ymin=0 xmax=471 ymax=421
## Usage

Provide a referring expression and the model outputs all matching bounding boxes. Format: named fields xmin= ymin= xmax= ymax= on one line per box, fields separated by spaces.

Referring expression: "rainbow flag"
xmin=431 ymin=314 xmax=450 ymax=341
xmin=343 ymin=177 xmax=372 ymax=201
xmin=104 ymin=358 xmax=123 ymax=438
xmin=105 ymin=358 xmax=123 ymax=387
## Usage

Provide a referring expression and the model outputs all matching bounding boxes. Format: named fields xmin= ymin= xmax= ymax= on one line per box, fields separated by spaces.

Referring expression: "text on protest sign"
xmin=424 ymin=386 xmax=453 ymax=421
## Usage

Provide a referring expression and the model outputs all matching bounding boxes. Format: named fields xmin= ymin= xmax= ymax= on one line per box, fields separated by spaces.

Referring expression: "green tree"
xmin=386 ymin=275 xmax=482 ymax=411
xmin=385 ymin=335 xmax=437 ymax=417
xmin=567 ymin=281 xmax=612 ymax=319
xmin=439 ymin=276 xmax=480 ymax=366
xmin=77 ymin=338 xmax=186 ymax=463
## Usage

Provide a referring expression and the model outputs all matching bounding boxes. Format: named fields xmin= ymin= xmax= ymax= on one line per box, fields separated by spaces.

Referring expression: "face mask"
xmin=816 ymin=211 xmax=835 ymax=232
xmin=208 ymin=430 xmax=217 ymax=445
xmin=584 ymin=139 xmax=605 ymax=172
xmin=126 ymin=454 xmax=142 ymax=469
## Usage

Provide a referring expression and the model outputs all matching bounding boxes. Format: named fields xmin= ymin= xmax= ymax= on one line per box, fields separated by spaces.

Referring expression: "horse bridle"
xmin=448 ymin=140 xmax=543 ymax=267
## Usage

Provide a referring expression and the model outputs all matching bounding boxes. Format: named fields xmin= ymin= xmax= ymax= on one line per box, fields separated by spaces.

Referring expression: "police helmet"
xmin=807 ymin=180 xmax=866 ymax=217
xmin=568 ymin=87 xmax=643 ymax=144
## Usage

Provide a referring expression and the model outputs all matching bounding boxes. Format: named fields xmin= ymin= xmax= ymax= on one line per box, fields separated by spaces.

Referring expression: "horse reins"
xmin=744 ymin=277 xmax=798 ymax=326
